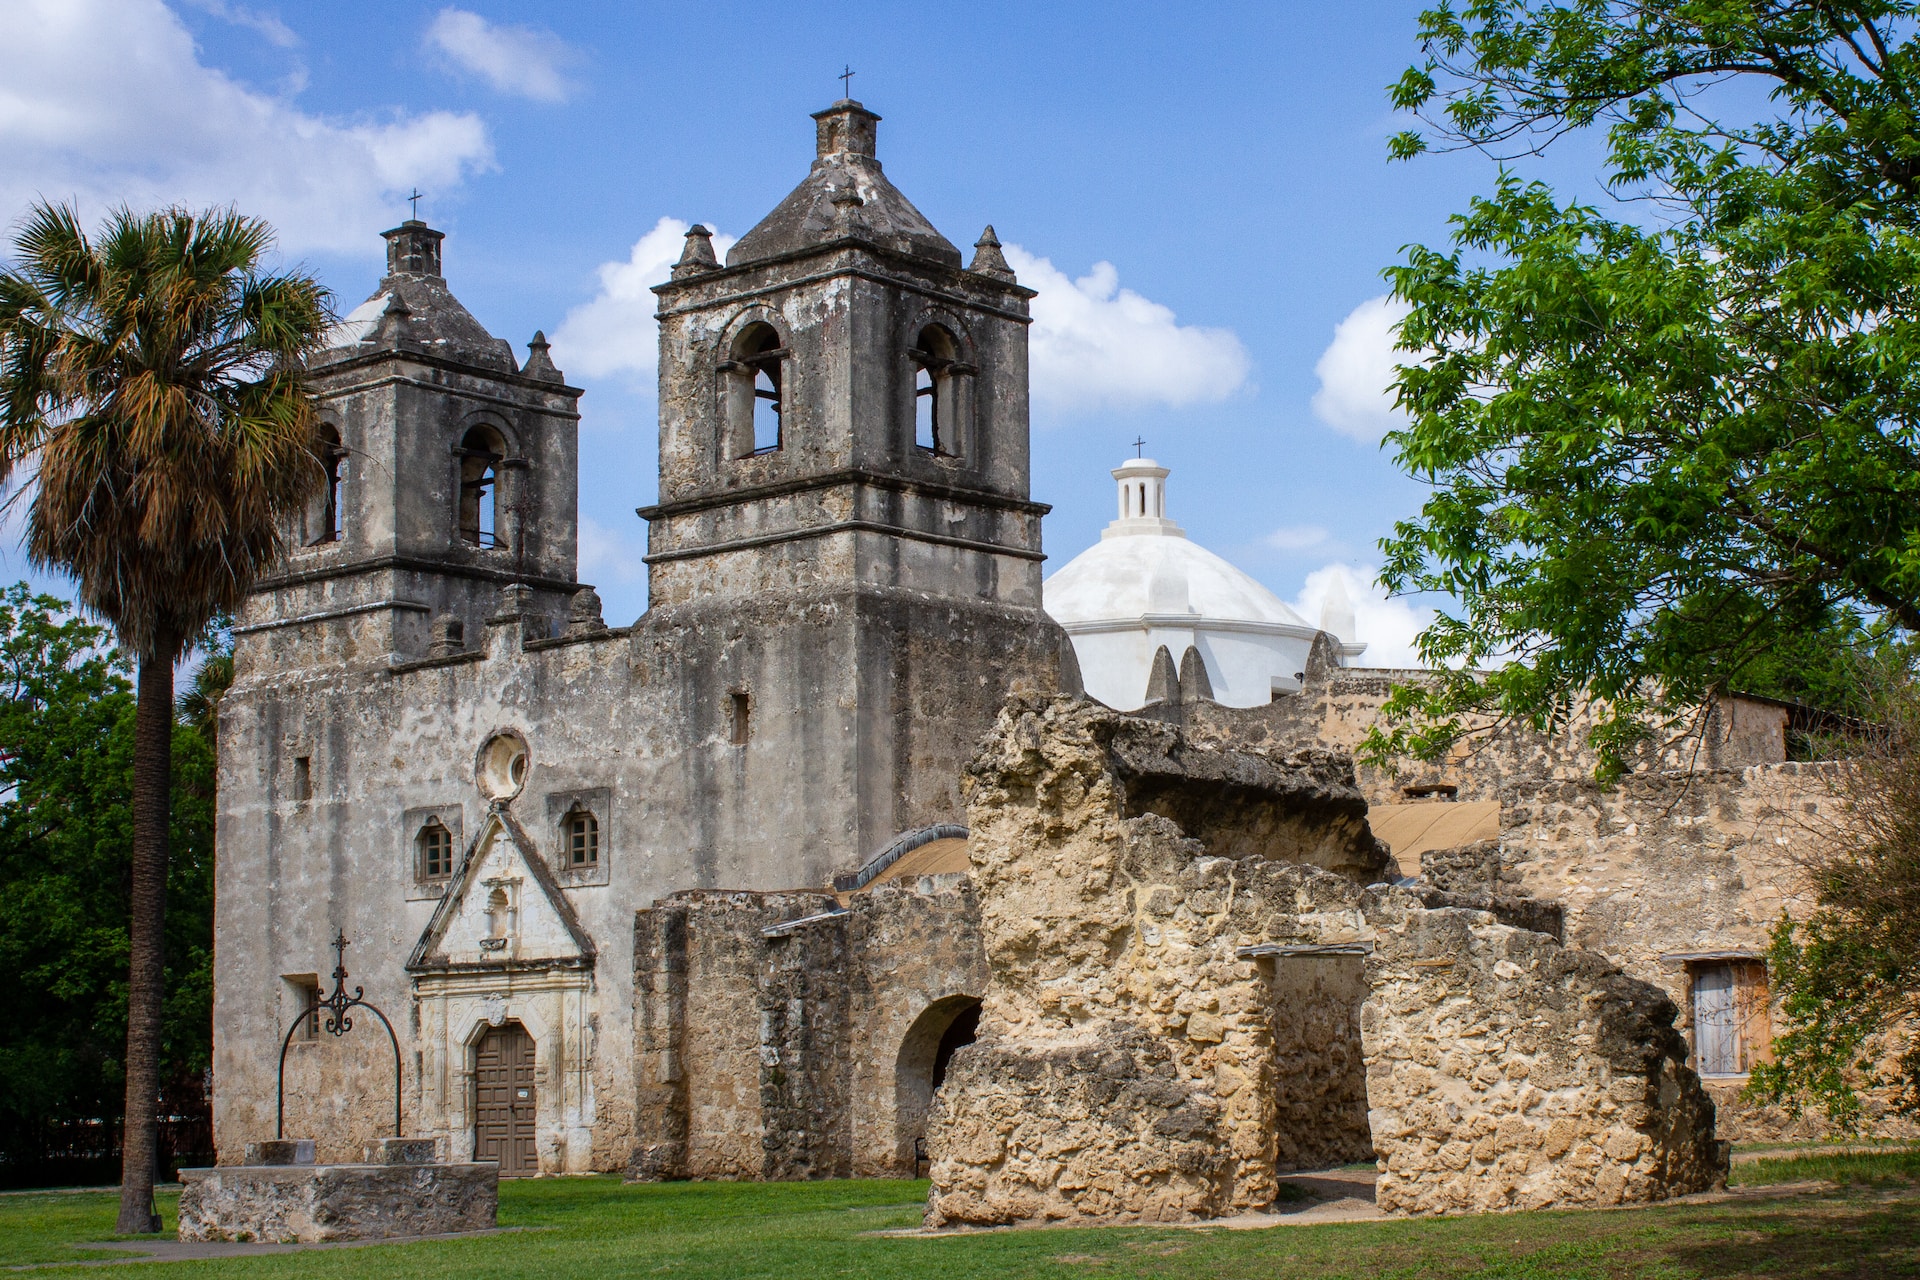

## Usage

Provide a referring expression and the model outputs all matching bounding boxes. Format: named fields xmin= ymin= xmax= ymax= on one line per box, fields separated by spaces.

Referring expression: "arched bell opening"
xmin=893 ymin=994 xmax=982 ymax=1178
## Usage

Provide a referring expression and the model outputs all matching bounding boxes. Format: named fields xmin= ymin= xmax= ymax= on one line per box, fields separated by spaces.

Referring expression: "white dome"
xmin=1043 ymin=456 xmax=1360 ymax=709
xmin=1048 ymin=535 xmax=1310 ymax=631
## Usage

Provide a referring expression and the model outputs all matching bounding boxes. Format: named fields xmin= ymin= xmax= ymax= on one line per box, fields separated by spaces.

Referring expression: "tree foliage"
xmin=0 ymin=586 xmax=214 ymax=1174
xmin=0 ymin=202 xmax=328 ymax=1226
xmin=1374 ymin=1 xmax=1920 ymax=775
xmin=1748 ymin=669 xmax=1920 ymax=1126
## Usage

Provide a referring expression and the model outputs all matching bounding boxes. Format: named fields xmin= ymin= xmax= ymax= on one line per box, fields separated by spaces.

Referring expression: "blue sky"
xmin=0 ymin=0 xmax=1607 ymax=664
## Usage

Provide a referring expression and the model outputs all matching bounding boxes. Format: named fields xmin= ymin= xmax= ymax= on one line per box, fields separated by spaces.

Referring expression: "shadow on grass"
xmin=1654 ymin=1195 xmax=1920 ymax=1280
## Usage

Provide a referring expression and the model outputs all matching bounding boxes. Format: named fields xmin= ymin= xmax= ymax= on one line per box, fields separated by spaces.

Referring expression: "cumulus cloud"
xmin=426 ymin=9 xmax=579 ymax=103
xmin=1312 ymin=294 xmax=1415 ymax=444
xmin=1290 ymin=563 xmax=1433 ymax=670
xmin=1003 ymin=245 xmax=1251 ymax=414
xmin=550 ymin=218 xmax=735 ymax=382
xmin=0 ymin=0 xmax=493 ymax=255
xmin=182 ymin=0 xmax=298 ymax=47
xmin=1264 ymin=524 xmax=1329 ymax=552
xmin=578 ymin=515 xmax=646 ymax=585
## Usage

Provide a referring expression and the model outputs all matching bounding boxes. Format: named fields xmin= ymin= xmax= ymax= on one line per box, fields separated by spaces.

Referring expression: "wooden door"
xmin=474 ymin=1023 xmax=537 ymax=1175
xmin=1692 ymin=965 xmax=1737 ymax=1075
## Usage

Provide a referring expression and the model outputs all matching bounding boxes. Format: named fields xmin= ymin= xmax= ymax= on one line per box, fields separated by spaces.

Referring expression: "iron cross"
xmin=839 ymin=65 xmax=855 ymax=97
xmin=1133 ymin=436 xmax=1146 ymax=457
xmin=408 ymin=188 xmax=424 ymax=219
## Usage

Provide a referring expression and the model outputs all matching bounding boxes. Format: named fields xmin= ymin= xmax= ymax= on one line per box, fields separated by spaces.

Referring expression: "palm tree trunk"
xmin=116 ymin=645 xmax=174 ymax=1234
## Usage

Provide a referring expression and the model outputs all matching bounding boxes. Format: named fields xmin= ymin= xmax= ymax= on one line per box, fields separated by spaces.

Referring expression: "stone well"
xmin=177 ymin=1137 xmax=498 ymax=1243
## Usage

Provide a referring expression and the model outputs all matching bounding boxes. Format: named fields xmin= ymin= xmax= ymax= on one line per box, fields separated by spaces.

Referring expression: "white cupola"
xmin=1044 ymin=455 xmax=1366 ymax=709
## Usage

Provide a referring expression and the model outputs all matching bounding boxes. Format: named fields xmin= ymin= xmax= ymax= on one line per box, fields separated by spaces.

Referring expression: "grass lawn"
xmin=0 ymin=1150 xmax=1911 ymax=1278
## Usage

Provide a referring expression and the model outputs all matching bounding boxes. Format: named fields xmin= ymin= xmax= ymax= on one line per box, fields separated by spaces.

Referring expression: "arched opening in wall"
xmin=307 ymin=424 xmax=346 ymax=545
xmin=457 ymin=425 xmax=507 ymax=547
xmin=1266 ymin=951 xmax=1375 ymax=1174
xmin=910 ymin=324 xmax=962 ymax=456
xmin=893 ymin=994 xmax=981 ymax=1177
xmin=724 ymin=323 xmax=786 ymax=457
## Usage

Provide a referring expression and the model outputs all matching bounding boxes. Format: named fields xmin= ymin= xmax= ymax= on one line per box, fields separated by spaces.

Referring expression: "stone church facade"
xmin=212 ymin=97 xmax=1900 ymax=1214
xmin=214 ymin=98 xmax=1068 ymax=1176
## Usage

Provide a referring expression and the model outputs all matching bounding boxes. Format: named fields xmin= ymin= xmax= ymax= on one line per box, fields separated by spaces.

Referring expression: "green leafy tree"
xmin=0 ymin=204 xmax=328 ymax=1228
xmin=1373 ymin=1 xmax=1920 ymax=776
xmin=1748 ymin=670 xmax=1920 ymax=1125
xmin=0 ymin=586 xmax=214 ymax=1180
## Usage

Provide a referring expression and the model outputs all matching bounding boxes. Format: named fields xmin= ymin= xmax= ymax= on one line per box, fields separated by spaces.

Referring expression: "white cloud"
xmin=550 ymin=218 xmax=735 ymax=383
xmin=1004 ymin=245 xmax=1251 ymax=413
xmin=577 ymin=515 xmax=646 ymax=586
xmin=1312 ymin=294 xmax=1415 ymax=443
xmin=0 ymin=0 xmax=493 ymax=255
xmin=1265 ymin=524 xmax=1329 ymax=552
xmin=426 ymin=9 xmax=579 ymax=103
xmin=182 ymin=0 xmax=297 ymax=47
xmin=1291 ymin=562 xmax=1433 ymax=670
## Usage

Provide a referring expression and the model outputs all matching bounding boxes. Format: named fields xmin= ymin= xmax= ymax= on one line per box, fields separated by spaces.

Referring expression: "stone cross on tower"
xmin=839 ymin=65 xmax=855 ymax=97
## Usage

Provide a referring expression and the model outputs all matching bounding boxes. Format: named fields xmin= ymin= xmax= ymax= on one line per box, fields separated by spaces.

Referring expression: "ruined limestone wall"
xmin=926 ymin=696 xmax=1393 ymax=1226
xmin=630 ymin=881 xmax=986 ymax=1182
xmin=1362 ymin=897 xmax=1726 ymax=1214
xmin=1181 ymin=670 xmax=1917 ymax=1141
xmin=925 ymin=696 xmax=1729 ymax=1225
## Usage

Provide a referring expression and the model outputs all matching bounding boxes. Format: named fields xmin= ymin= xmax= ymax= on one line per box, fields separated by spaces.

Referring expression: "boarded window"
xmin=1692 ymin=961 xmax=1772 ymax=1075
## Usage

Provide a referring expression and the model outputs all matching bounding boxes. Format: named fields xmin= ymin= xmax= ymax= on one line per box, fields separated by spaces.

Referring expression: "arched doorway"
xmin=474 ymin=1022 xmax=537 ymax=1176
xmin=894 ymin=995 xmax=981 ymax=1177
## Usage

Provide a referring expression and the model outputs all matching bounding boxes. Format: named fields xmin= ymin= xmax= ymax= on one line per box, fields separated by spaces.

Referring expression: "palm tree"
xmin=0 ymin=203 xmax=329 ymax=1231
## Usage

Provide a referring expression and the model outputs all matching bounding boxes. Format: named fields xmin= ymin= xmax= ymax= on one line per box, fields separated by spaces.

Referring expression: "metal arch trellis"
xmin=276 ymin=931 xmax=403 ymax=1139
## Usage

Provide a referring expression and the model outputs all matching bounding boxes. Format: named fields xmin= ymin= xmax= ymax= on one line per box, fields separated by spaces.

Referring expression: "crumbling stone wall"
xmin=1362 ymin=898 xmax=1726 ymax=1214
xmin=924 ymin=696 xmax=1728 ymax=1225
xmin=925 ymin=696 xmax=1392 ymax=1226
xmin=1179 ymin=666 xmax=1914 ymax=1142
xmin=630 ymin=880 xmax=986 ymax=1182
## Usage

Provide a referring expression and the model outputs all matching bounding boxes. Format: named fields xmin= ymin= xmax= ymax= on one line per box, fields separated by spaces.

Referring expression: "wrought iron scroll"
xmin=276 ymin=931 xmax=403 ymax=1139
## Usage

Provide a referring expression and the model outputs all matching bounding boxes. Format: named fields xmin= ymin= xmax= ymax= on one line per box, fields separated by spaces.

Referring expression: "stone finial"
xmin=812 ymin=98 xmax=881 ymax=158
xmin=373 ymin=293 xmax=413 ymax=348
xmin=671 ymin=225 xmax=719 ymax=279
xmin=1143 ymin=644 xmax=1180 ymax=707
xmin=567 ymin=586 xmax=608 ymax=636
xmin=428 ymin=615 xmax=465 ymax=658
xmin=382 ymin=219 xmax=445 ymax=279
xmin=523 ymin=331 xmax=563 ymax=383
xmin=969 ymin=226 xmax=1017 ymax=282
xmin=1178 ymin=645 xmax=1214 ymax=704
xmin=491 ymin=583 xmax=535 ymax=622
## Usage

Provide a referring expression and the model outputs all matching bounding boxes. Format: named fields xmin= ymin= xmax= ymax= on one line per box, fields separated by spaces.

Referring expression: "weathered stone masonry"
xmin=923 ymin=697 xmax=1727 ymax=1224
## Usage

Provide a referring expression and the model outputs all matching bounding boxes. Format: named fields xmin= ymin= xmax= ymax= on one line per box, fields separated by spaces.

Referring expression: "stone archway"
xmin=895 ymin=995 xmax=981 ymax=1176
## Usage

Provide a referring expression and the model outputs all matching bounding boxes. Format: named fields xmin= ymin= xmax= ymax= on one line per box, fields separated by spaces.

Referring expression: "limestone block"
xmin=177 ymin=1162 xmax=498 ymax=1243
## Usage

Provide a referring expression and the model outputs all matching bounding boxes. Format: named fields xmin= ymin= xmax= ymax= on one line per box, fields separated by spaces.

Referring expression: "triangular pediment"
xmin=408 ymin=807 xmax=595 ymax=972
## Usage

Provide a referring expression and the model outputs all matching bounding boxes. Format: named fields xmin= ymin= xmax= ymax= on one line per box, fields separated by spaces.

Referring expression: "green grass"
xmin=0 ymin=1186 xmax=181 ymax=1265
xmin=1733 ymin=1147 xmax=1920 ymax=1188
xmin=0 ymin=1157 xmax=1911 ymax=1279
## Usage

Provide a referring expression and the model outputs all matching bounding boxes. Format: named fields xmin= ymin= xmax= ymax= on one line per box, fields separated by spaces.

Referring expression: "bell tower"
xmin=238 ymin=220 xmax=584 ymax=667
xmin=644 ymin=98 xmax=1045 ymax=611
xmin=638 ymin=99 xmax=1070 ymax=876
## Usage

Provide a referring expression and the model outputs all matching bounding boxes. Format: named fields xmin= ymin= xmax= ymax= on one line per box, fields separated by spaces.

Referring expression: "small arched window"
xmin=457 ymin=425 xmax=506 ymax=547
xmin=565 ymin=807 xmax=599 ymax=867
xmin=307 ymin=424 xmax=346 ymax=545
xmin=417 ymin=818 xmax=454 ymax=880
xmin=910 ymin=325 xmax=962 ymax=457
xmin=724 ymin=323 xmax=786 ymax=458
